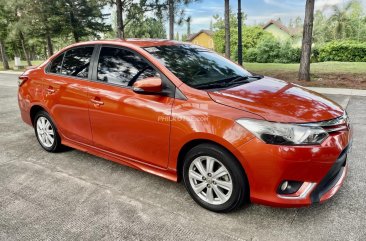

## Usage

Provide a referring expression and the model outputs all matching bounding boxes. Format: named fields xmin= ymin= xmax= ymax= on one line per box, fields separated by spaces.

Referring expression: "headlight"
xmin=236 ymin=119 xmax=329 ymax=145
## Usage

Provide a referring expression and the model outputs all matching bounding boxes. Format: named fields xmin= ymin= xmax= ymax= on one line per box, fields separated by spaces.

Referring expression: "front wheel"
xmin=183 ymin=143 xmax=249 ymax=212
xmin=34 ymin=111 xmax=62 ymax=152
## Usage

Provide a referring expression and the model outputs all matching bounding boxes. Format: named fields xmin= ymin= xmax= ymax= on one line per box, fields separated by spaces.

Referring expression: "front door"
xmin=88 ymin=46 xmax=174 ymax=168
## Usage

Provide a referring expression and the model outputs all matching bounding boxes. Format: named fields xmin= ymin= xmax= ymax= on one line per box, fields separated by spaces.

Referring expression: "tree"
xmin=0 ymin=0 xmax=10 ymax=69
xmin=328 ymin=0 xmax=364 ymax=40
xmin=329 ymin=1 xmax=354 ymax=40
xmin=125 ymin=17 xmax=166 ymax=38
xmin=237 ymin=0 xmax=243 ymax=65
xmin=24 ymin=0 xmax=64 ymax=57
xmin=224 ymin=0 xmax=230 ymax=59
xmin=60 ymin=0 xmax=110 ymax=42
xmin=5 ymin=0 xmax=33 ymax=66
xmin=313 ymin=0 xmax=366 ymax=43
xmin=113 ymin=0 xmax=164 ymax=39
xmin=298 ymin=0 xmax=315 ymax=81
xmin=168 ymin=0 xmax=174 ymax=40
xmin=186 ymin=16 xmax=191 ymax=36
xmin=213 ymin=12 xmax=268 ymax=61
xmin=164 ymin=0 xmax=199 ymax=40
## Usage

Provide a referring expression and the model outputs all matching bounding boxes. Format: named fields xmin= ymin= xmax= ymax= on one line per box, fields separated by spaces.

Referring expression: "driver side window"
xmin=97 ymin=47 xmax=159 ymax=87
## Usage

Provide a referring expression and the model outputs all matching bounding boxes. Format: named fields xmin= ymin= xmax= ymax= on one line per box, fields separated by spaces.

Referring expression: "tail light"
xmin=18 ymin=75 xmax=29 ymax=86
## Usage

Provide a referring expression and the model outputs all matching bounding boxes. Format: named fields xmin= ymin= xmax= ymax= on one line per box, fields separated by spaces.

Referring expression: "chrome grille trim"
xmin=300 ymin=112 xmax=349 ymax=128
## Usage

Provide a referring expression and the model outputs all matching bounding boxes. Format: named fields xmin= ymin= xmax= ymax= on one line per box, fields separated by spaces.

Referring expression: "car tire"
xmin=34 ymin=110 xmax=63 ymax=152
xmin=183 ymin=143 xmax=249 ymax=213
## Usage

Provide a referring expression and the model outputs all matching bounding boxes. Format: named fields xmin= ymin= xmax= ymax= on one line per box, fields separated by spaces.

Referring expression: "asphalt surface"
xmin=0 ymin=73 xmax=365 ymax=241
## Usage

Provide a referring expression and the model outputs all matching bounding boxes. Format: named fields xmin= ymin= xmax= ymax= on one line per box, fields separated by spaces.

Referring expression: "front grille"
xmin=310 ymin=145 xmax=349 ymax=203
xmin=301 ymin=112 xmax=350 ymax=134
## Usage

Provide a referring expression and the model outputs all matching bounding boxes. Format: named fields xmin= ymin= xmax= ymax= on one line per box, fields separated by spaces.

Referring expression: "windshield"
xmin=143 ymin=44 xmax=255 ymax=89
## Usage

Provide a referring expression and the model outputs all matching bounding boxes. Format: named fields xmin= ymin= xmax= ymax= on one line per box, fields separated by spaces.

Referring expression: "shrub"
xmin=277 ymin=42 xmax=301 ymax=63
xmin=318 ymin=41 xmax=366 ymax=62
xmin=245 ymin=37 xmax=301 ymax=63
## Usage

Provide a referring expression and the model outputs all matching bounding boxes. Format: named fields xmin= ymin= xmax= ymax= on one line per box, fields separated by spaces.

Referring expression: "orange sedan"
xmin=18 ymin=39 xmax=351 ymax=212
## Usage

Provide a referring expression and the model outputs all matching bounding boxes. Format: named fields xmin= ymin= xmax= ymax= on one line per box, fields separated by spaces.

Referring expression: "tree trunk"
xmin=0 ymin=39 xmax=10 ymax=70
xmin=72 ymin=29 xmax=79 ymax=43
xmin=187 ymin=19 xmax=191 ymax=36
xmin=298 ymin=0 xmax=315 ymax=81
xmin=224 ymin=0 xmax=230 ymax=59
xmin=19 ymin=31 xmax=32 ymax=66
xmin=168 ymin=0 xmax=174 ymax=40
xmin=116 ymin=0 xmax=124 ymax=39
xmin=44 ymin=46 xmax=47 ymax=59
xmin=46 ymin=34 xmax=54 ymax=57
xmin=237 ymin=0 xmax=243 ymax=65
xmin=69 ymin=11 xmax=80 ymax=42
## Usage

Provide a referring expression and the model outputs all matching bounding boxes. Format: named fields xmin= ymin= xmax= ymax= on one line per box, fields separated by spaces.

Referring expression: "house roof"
xmin=187 ymin=30 xmax=214 ymax=41
xmin=262 ymin=19 xmax=301 ymax=37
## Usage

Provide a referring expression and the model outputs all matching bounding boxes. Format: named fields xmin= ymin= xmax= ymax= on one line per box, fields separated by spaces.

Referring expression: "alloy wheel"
xmin=188 ymin=156 xmax=233 ymax=205
xmin=36 ymin=116 xmax=55 ymax=148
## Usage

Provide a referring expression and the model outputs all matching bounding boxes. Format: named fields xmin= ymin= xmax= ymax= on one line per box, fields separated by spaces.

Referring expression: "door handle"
xmin=91 ymin=98 xmax=104 ymax=106
xmin=46 ymin=86 xmax=56 ymax=94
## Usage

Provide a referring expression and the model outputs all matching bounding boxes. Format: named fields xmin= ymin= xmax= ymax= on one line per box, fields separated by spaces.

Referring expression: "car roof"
xmin=67 ymin=38 xmax=184 ymax=48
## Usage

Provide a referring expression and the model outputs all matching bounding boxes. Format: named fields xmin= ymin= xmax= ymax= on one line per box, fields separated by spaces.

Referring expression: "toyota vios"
xmin=18 ymin=39 xmax=352 ymax=212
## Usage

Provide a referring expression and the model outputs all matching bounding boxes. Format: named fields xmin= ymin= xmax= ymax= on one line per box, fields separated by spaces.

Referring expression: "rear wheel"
xmin=183 ymin=143 xmax=248 ymax=212
xmin=34 ymin=111 xmax=62 ymax=152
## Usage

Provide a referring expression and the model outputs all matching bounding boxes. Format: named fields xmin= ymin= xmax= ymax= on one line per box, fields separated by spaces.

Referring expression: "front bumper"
xmin=237 ymin=130 xmax=351 ymax=207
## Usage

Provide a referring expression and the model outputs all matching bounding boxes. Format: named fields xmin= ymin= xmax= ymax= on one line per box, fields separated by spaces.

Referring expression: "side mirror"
xmin=132 ymin=77 xmax=163 ymax=94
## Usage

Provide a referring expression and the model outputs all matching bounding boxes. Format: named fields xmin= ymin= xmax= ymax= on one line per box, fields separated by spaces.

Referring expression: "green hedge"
xmin=244 ymin=37 xmax=301 ymax=63
xmin=318 ymin=41 xmax=366 ymax=62
xmin=245 ymin=40 xmax=366 ymax=63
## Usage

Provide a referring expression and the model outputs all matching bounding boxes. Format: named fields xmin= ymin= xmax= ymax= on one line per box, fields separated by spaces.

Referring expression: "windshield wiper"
xmin=195 ymin=82 xmax=230 ymax=90
xmin=195 ymin=75 xmax=263 ymax=90
xmin=225 ymin=75 xmax=263 ymax=84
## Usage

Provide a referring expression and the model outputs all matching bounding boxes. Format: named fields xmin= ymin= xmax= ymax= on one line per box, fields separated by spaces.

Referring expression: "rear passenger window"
xmin=49 ymin=53 xmax=64 ymax=74
xmin=97 ymin=47 xmax=159 ymax=86
xmin=61 ymin=47 xmax=94 ymax=78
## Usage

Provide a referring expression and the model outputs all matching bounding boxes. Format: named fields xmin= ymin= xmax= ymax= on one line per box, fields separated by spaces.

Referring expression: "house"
xmin=263 ymin=19 xmax=302 ymax=46
xmin=187 ymin=30 xmax=214 ymax=49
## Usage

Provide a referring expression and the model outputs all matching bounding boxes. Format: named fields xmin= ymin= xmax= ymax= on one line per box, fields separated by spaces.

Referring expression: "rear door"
xmin=87 ymin=45 xmax=175 ymax=168
xmin=43 ymin=46 xmax=95 ymax=145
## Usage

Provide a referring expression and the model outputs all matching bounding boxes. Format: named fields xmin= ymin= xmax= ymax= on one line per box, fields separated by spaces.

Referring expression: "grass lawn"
xmin=2 ymin=60 xmax=366 ymax=89
xmin=245 ymin=62 xmax=366 ymax=74
xmin=245 ymin=62 xmax=366 ymax=89
xmin=0 ymin=60 xmax=44 ymax=71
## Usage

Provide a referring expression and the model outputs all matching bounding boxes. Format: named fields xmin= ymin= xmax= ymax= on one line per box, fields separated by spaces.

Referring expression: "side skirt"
xmin=61 ymin=136 xmax=178 ymax=182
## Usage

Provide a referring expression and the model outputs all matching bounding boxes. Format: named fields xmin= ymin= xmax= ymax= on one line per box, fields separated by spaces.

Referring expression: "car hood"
xmin=208 ymin=77 xmax=344 ymax=123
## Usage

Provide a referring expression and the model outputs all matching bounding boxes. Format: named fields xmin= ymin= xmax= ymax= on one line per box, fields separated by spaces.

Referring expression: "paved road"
xmin=0 ymin=73 xmax=365 ymax=241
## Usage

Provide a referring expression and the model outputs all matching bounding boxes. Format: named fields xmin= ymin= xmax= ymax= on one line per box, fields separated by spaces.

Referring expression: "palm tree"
xmin=298 ymin=0 xmax=315 ymax=82
xmin=224 ymin=0 xmax=230 ymax=59
xmin=328 ymin=0 xmax=356 ymax=40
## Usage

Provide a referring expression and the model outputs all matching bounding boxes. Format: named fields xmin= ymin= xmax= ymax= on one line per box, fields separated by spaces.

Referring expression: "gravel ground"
xmin=0 ymin=73 xmax=365 ymax=241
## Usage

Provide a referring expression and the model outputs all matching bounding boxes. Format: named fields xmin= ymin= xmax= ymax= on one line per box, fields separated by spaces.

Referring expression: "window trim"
xmin=45 ymin=43 xmax=186 ymax=100
xmin=91 ymin=44 xmax=178 ymax=98
xmin=45 ymin=45 xmax=97 ymax=81
xmin=47 ymin=52 xmax=65 ymax=74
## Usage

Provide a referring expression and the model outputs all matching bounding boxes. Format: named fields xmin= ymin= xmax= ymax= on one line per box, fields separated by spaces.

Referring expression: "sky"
xmin=173 ymin=0 xmax=362 ymax=36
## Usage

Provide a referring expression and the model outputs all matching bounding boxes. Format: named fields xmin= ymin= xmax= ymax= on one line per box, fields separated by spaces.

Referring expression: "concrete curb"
xmin=0 ymin=71 xmax=23 ymax=75
xmin=305 ymin=87 xmax=366 ymax=97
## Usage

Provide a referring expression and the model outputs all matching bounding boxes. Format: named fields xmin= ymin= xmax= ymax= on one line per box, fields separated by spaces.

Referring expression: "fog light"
xmin=280 ymin=181 xmax=288 ymax=191
xmin=278 ymin=181 xmax=303 ymax=195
